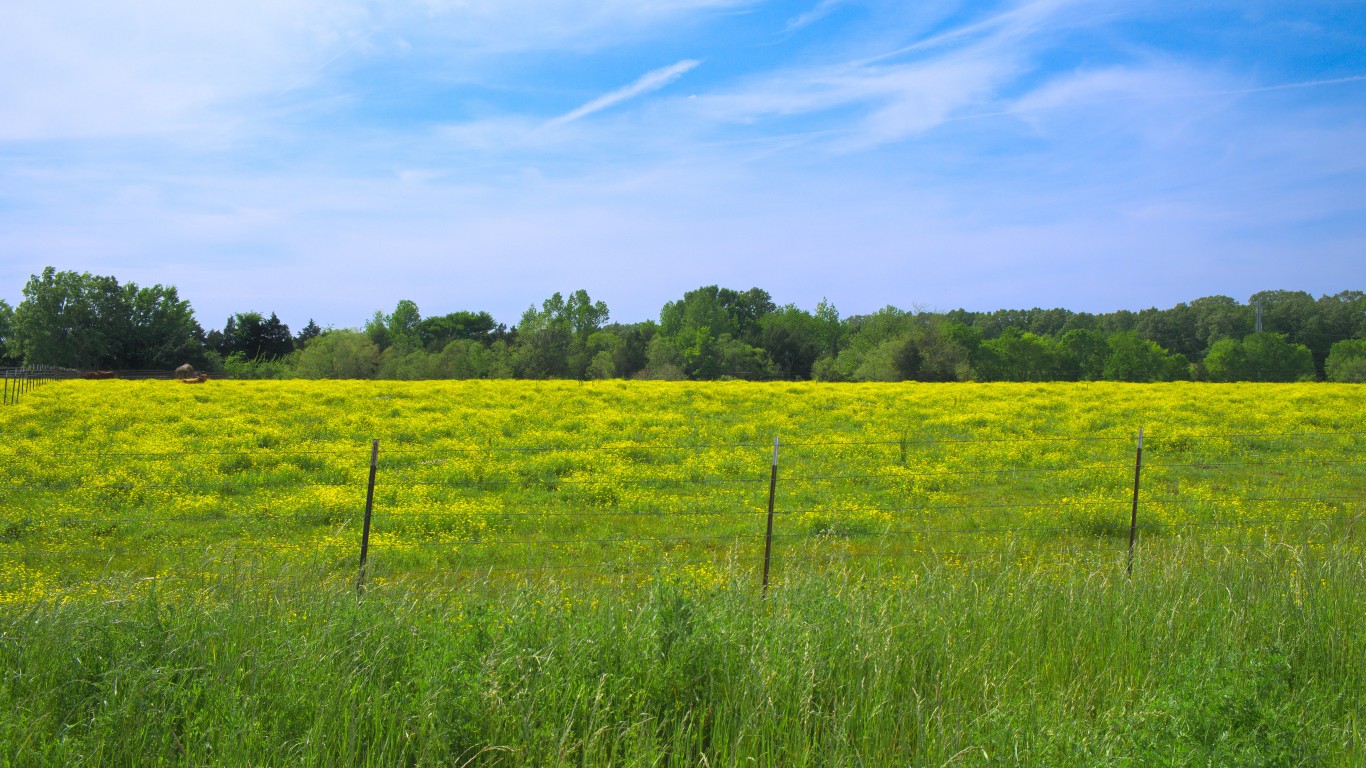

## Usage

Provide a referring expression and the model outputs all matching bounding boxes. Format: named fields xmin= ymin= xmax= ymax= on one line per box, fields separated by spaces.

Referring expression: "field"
xmin=1 ymin=380 xmax=1363 ymax=765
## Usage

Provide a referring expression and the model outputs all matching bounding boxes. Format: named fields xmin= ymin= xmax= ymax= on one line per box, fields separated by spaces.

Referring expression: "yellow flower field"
xmin=1 ymin=380 xmax=1361 ymax=601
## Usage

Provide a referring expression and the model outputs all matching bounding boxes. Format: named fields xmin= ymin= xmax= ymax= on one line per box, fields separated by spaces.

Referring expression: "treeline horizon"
xmin=3 ymin=266 xmax=1364 ymax=383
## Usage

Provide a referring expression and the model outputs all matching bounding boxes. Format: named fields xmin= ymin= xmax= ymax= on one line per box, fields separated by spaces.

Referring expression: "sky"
xmin=2 ymin=0 xmax=1364 ymax=332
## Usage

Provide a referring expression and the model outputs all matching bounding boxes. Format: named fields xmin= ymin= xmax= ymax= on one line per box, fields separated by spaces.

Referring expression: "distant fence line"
xmin=0 ymin=427 xmax=1361 ymax=598
xmin=1 ymin=365 xmax=82 ymax=406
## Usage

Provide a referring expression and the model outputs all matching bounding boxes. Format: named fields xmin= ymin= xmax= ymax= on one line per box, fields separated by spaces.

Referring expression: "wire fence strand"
xmin=2 ymin=426 xmax=1362 ymax=597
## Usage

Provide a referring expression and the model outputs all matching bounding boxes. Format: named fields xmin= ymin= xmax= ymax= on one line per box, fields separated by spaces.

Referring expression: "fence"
xmin=3 ymin=369 xmax=218 ymax=404
xmin=1 ymin=425 xmax=1361 ymax=599
xmin=2 ymin=365 xmax=83 ymax=406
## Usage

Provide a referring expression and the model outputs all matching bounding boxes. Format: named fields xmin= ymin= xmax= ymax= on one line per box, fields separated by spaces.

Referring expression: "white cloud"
xmin=785 ymin=0 xmax=851 ymax=32
xmin=0 ymin=0 xmax=745 ymax=142
xmin=0 ymin=1 xmax=372 ymax=141
xmin=405 ymin=0 xmax=753 ymax=53
xmin=686 ymin=21 xmax=1036 ymax=149
xmin=547 ymin=60 xmax=701 ymax=127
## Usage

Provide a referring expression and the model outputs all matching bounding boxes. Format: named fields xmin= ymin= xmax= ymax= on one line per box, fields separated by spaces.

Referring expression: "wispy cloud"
xmin=3 ymin=0 xmax=1363 ymax=329
xmin=784 ymin=0 xmax=850 ymax=32
xmin=546 ymin=59 xmax=701 ymax=127
xmin=689 ymin=2 xmax=1072 ymax=150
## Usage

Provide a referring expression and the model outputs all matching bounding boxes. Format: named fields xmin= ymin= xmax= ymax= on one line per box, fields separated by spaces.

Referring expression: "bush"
xmin=1325 ymin=338 xmax=1366 ymax=383
xmin=222 ymin=351 xmax=297 ymax=379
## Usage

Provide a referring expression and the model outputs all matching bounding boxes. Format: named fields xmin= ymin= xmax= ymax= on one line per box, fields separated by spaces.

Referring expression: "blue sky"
xmin=2 ymin=0 xmax=1363 ymax=332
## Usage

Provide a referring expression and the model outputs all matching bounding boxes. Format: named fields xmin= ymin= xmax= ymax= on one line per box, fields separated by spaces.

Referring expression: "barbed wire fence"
xmin=1 ymin=426 xmax=1361 ymax=599
xmin=2 ymin=365 xmax=84 ymax=406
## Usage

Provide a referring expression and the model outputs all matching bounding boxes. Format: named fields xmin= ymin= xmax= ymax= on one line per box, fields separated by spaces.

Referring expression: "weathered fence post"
xmin=762 ymin=436 xmax=779 ymax=598
xmin=1127 ymin=427 xmax=1144 ymax=576
xmin=357 ymin=439 xmax=380 ymax=592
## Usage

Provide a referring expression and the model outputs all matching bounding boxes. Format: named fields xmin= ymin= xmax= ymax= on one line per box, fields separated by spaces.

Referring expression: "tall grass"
xmin=3 ymin=537 xmax=1361 ymax=766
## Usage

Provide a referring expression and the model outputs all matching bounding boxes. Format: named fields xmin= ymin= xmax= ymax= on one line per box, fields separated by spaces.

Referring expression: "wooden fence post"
xmin=357 ymin=439 xmax=380 ymax=592
xmin=762 ymin=436 xmax=779 ymax=598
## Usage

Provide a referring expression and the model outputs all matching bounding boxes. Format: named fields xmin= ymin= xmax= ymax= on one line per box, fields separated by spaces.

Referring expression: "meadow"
xmin=0 ymin=380 xmax=1362 ymax=765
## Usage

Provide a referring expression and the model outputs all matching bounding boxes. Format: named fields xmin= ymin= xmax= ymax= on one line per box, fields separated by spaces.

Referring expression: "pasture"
xmin=0 ymin=380 xmax=1362 ymax=765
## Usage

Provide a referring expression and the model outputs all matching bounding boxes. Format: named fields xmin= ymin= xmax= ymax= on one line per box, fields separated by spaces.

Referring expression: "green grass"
xmin=1 ymin=381 xmax=1362 ymax=764
xmin=2 ymin=381 xmax=1362 ymax=593
xmin=2 ymin=537 xmax=1361 ymax=766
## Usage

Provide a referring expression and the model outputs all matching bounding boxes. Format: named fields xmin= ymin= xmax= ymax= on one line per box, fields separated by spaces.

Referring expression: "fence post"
xmin=1127 ymin=427 xmax=1144 ymax=576
xmin=357 ymin=439 xmax=380 ymax=592
xmin=762 ymin=436 xmax=779 ymax=598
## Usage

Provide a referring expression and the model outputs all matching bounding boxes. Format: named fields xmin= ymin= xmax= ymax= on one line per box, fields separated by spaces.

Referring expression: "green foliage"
xmin=758 ymin=303 xmax=838 ymax=379
xmin=974 ymin=329 xmax=1066 ymax=381
xmin=124 ymin=284 xmax=206 ymax=369
xmin=1325 ymin=338 xmax=1366 ymax=383
xmin=2 ymin=266 xmax=1360 ymax=383
xmin=221 ymin=351 xmax=298 ymax=379
xmin=10 ymin=268 xmax=125 ymax=367
xmin=0 ymin=299 xmax=18 ymax=366
xmin=812 ymin=306 xmax=914 ymax=381
xmin=1103 ymin=332 xmax=1189 ymax=382
xmin=294 ymin=319 xmax=323 ymax=348
xmin=9 ymin=267 xmax=205 ymax=369
xmin=656 ymin=286 xmax=775 ymax=378
xmin=512 ymin=290 xmax=610 ymax=379
xmin=417 ymin=310 xmax=497 ymax=352
xmin=1059 ymin=328 xmax=1108 ymax=380
xmin=296 ymin=330 xmax=380 ymax=379
xmin=1205 ymin=333 xmax=1317 ymax=382
xmin=217 ymin=312 xmax=293 ymax=361
xmin=438 ymin=338 xmax=515 ymax=379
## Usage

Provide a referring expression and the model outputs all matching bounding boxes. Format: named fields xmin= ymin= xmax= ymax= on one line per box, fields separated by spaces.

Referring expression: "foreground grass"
xmin=2 ymin=538 xmax=1361 ymax=767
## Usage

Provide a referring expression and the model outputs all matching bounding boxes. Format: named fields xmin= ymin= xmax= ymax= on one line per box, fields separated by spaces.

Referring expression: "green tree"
xmin=1325 ymin=338 xmax=1366 ymax=383
xmin=1202 ymin=338 xmax=1248 ymax=382
xmin=599 ymin=322 xmax=655 ymax=378
xmin=1102 ymin=332 xmax=1189 ymax=382
xmin=218 ymin=312 xmax=293 ymax=360
xmin=1135 ymin=304 xmax=1200 ymax=360
xmin=364 ymin=310 xmax=391 ymax=351
xmin=296 ymin=330 xmax=379 ymax=379
xmin=388 ymin=300 xmax=423 ymax=353
xmin=1311 ymin=291 xmax=1366 ymax=374
xmin=9 ymin=267 xmax=130 ymax=368
xmin=1205 ymin=333 xmax=1315 ymax=382
xmin=295 ymin=319 xmax=323 ymax=348
xmin=913 ymin=318 xmax=975 ymax=381
xmin=759 ymin=304 xmax=834 ymax=380
xmin=1058 ymin=329 xmax=1108 ymax=380
xmin=0 ymin=299 xmax=20 ymax=366
xmin=417 ymin=311 xmax=497 ymax=351
xmin=813 ymin=306 xmax=915 ymax=382
xmin=123 ymin=284 xmax=205 ymax=369
xmin=657 ymin=286 xmax=775 ymax=378
xmin=1190 ymin=295 xmax=1253 ymax=351
xmin=434 ymin=338 xmax=512 ymax=379
xmin=513 ymin=290 xmax=608 ymax=379
xmin=974 ymin=330 xmax=1064 ymax=382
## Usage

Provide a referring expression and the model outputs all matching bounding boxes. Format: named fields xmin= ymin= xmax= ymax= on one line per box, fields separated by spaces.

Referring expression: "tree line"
xmin=3 ymin=267 xmax=1364 ymax=382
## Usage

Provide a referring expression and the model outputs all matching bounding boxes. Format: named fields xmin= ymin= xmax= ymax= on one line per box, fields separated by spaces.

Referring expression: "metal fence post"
xmin=762 ymin=436 xmax=779 ymax=598
xmin=357 ymin=439 xmax=380 ymax=592
xmin=1127 ymin=427 xmax=1144 ymax=576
